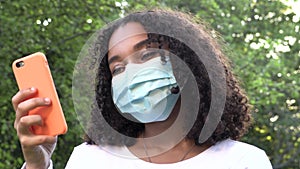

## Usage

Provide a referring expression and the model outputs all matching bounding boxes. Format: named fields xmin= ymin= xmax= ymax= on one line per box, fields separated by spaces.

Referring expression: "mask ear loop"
xmin=168 ymin=50 xmax=191 ymax=95
xmin=171 ymin=58 xmax=190 ymax=95
xmin=157 ymin=35 xmax=180 ymax=94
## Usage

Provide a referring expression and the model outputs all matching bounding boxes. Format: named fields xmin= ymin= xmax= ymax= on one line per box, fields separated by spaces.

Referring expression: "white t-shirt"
xmin=64 ymin=139 xmax=273 ymax=169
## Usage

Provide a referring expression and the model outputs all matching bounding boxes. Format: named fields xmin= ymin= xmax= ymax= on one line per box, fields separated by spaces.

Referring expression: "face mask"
xmin=111 ymin=56 xmax=180 ymax=123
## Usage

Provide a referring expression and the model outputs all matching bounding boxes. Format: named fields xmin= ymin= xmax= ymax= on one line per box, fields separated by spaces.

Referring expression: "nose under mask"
xmin=111 ymin=56 xmax=180 ymax=123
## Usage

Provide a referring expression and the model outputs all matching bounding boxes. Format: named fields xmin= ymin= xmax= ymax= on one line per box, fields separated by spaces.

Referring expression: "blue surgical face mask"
xmin=111 ymin=56 xmax=180 ymax=123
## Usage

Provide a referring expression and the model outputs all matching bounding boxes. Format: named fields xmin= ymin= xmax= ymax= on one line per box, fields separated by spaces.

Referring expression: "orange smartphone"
xmin=12 ymin=52 xmax=67 ymax=136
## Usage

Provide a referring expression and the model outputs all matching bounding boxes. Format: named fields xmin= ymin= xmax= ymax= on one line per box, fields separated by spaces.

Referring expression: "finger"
xmin=17 ymin=115 xmax=43 ymax=134
xmin=16 ymin=115 xmax=57 ymax=148
xmin=20 ymin=135 xmax=57 ymax=148
xmin=14 ymin=98 xmax=51 ymax=129
xmin=16 ymin=97 xmax=51 ymax=117
xmin=12 ymin=87 xmax=37 ymax=111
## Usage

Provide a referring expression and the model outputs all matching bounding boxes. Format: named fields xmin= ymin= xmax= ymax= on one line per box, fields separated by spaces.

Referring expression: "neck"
xmin=143 ymin=99 xmax=181 ymax=138
xmin=141 ymin=100 xmax=186 ymax=150
xmin=143 ymin=111 xmax=178 ymax=138
xmin=128 ymin=99 xmax=213 ymax=163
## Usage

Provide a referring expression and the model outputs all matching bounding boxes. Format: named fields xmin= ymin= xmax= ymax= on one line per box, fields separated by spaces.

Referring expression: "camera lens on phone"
xmin=16 ymin=61 xmax=25 ymax=68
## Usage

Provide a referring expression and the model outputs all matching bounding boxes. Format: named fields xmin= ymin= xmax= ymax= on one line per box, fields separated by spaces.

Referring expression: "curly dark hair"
xmin=83 ymin=8 xmax=252 ymax=147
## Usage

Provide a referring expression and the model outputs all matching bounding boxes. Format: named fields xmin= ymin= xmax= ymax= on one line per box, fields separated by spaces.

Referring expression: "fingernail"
xmin=44 ymin=98 xmax=51 ymax=104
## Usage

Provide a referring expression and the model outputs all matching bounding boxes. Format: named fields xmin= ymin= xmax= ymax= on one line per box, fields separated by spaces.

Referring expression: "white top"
xmin=64 ymin=139 xmax=273 ymax=169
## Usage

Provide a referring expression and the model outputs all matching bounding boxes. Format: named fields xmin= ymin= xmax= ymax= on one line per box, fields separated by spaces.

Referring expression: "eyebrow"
xmin=108 ymin=55 xmax=121 ymax=65
xmin=133 ymin=39 xmax=149 ymax=50
xmin=108 ymin=39 xmax=149 ymax=65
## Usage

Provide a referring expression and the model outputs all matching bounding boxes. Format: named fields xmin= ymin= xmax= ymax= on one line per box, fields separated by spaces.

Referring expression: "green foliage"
xmin=1 ymin=0 xmax=299 ymax=168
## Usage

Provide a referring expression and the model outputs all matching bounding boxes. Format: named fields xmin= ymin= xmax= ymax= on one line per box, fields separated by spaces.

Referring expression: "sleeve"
xmin=20 ymin=160 xmax=53 ymax=169
xmin=231 ymin=149 xmax=273 ymax=169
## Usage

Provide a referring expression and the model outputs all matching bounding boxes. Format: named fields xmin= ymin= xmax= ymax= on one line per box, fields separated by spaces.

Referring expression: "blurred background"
xmin=0 ymin=0 xmax=299 ymax=168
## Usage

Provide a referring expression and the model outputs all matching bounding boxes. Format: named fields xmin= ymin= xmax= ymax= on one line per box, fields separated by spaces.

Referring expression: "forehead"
xmin=108 ymin=22 xmax=147 ymax=51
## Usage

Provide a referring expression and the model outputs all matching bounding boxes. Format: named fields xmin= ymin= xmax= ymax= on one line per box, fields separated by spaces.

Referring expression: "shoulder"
xmin=72 ymin=142 xmax=102 ymax=153
xmin=211 ymin=139 xmax=265 ymax=154
xmin=206 ymin=139 xmax=273 ymax=169
xmin=72 ymin=142 xmax=134 ymax=157
xmin=65 ymin=142 xmax=137 ymax=169
xmin=65 ymin=143 xmax=105 ymax=168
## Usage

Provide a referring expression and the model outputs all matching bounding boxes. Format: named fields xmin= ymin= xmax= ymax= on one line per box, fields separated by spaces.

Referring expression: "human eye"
xmin=141 ymin=51 xmax=160 ymax=62
xmin=112 ymin=65 xmax=125 ymax=76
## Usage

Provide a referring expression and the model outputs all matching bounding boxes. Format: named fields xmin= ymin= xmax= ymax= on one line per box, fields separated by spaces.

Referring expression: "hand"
xmin=12 ymin=87 xmax=57 ymax=169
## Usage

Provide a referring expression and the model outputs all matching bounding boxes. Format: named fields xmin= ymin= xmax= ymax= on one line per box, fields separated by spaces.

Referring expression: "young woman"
xmin=13 ymin=9 xmax=272 ymax=169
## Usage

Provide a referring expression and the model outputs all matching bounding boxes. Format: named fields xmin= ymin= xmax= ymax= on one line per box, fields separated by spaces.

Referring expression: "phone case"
xmin=12 ymin=52 xmax=67 ymax=136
